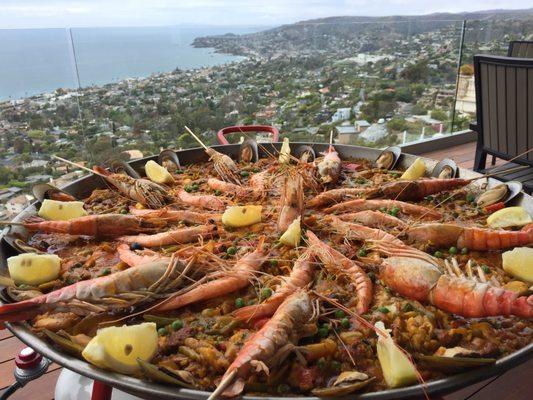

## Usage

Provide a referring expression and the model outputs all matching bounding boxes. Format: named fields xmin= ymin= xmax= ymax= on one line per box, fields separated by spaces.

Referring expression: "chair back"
xmin=507 ymin=41 xmax=533 ymax=58
xmin=473 ymin=55 xmax=533 ymax=165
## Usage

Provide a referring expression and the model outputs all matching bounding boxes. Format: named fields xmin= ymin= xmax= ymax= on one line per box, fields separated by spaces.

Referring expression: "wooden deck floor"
xmin=1 ymin=141 xmax=531 ymax=399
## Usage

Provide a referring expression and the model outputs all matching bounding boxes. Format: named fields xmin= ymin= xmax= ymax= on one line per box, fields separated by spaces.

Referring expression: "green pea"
xmin=317 ymin=357 xmax=327 ymax=370
xmin=261 ymin=287 xmax=272 ymax=299
xmin=367 ymin=271 xmax=376 ymax=282
xmin=191 ymin=183 xmax=199 ymax=191
xmin=466 ymin=193 xmax=476 ymax=203
xmin=269 ymin=259 xmax=278 ymax=266
xmin=184 ymin=185 xmax=192 ymax=193
xmin=334 ymin=309 xmax=345 ymax=319
xmin=358 ymin=248 xmax=368 ymax=257
xmin=425 ymin=195 xmax=434 ymax=201
xmin=252 ymin=168 xmax=260 ymax=173
xmin=277 ymin=384 xmax=290 ymax=394
xmin=158 ymin=327 xmax=168 ymax=336
xmin=402 ymin=303 xmax=414 ymax=312
xmin=100 ymin=268 xmax=111 ymax=276
xmin=377 ymin=306 xmax=390 ymax=314
xmin=449 ymin=246 xmax=458 ymax=255
xmin=341 ymin=317 xmax=350 ymax=329
xmin=235 ymin=298 xmax=245 ymax=308
xmin=214 ymin=189 xmax=222 ymax=196
xmin=120 ymin=209 xmax=128 ymax=214
xmin=379 ymin=207 xmax=387 ymax=212
xmin=481 ymin=265 xmax=490 ymax=274
xmin=390 ymin=206 xmax=400 ymax=217
xmin=330 ymin=360 xmax=341 ymax=372
xmin=226 ymin=246 xmax=237 ymax=256
xmin=461 ymin=247 xmax=468 ymax=255
xmin=240 ymin=171 xmax=249 ymax=177
xmin=171 ymin=320 xmax=184 ymax=331
xmin=434 ymin=251 xmax=443 ymax=258
xmin=175 ymin=169 xmax=184 ymax=174
xmin=318 ymin=327 xmax=329 ymax=338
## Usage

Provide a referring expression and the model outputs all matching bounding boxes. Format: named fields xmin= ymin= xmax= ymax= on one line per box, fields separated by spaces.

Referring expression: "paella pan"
xmin=0 ymin=137 xmax=532 ymax=400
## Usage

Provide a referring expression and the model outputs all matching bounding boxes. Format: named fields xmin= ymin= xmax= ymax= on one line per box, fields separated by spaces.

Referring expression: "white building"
xmin=331 ymin=108 xmax=351 ymax=123
xmin=5 ymin=195 xmax=31 ymax=215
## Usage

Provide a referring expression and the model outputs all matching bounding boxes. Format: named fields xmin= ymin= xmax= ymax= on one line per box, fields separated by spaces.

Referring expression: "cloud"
xmin=0 ymin=0 xmax=531 ymax=29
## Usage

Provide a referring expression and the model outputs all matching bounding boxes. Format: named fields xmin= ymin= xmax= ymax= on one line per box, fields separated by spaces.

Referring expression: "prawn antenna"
xmin=184 ymin=126 xmax=208 ymax=150
xmin=52 ymin=155 xmax=106 ymax=178
xmin=207 ymin=370 xmax=238 ymax=400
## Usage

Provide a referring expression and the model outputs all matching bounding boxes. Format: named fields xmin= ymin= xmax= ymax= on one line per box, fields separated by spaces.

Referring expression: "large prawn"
xmin=233 ymin=252 xmax=314 ymax=321
xmin=317 ymin=145 xmax=342 ymax=184
xmin=278 ymin=172 xmax=304 ymax=231
xmin=381 ymin=257 xmax=533 ymax=318
xmin=324 ymin=198 xmax=441 ymax=220
xmin=207 ymin=178 xmax=259 ymax=199
xmin=406 ymin=223 xmax=533 ymax=250
xmin=177 ymin=189 xmax=225 ymax=211
xmin=129 ymin=206 xmax=221 ymax=224
xmin=119 ymin=224 xmax=218 ymax=248
xmin=370 ymin=178 xmax=471 ymax=201
xmin=208 ymin=290 xmax=314 ymax=399
xmin=307 ymin=230 xmax=372 ymax=314
xmin=152 ymin=239 xmax=267 ymax=312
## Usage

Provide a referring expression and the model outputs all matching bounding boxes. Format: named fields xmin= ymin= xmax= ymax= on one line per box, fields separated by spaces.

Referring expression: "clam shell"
xmin=311 ymin=376 xmax=374 ymax=397
xmin=476 ymin=181 xmax=522 ymax=207
xmin=375 ymin=146 xmax=401 ymax=170
xmin=417 ymin=354 xmax=495 ymax=373
xmin=239 ymin=139 xmax=259 ymax=163
xmin=294 ymin=145 xmax=316 ymax=163
xmin=110 ymin=160 xmax=141 ymax=179
xmin=32 ymin=183 xmax=76 ymax=203
xmin=43 ymin=329 xmax=84 ymax=356
xmin=137 ymin=359 xmax=195 ymax=388
xmin=431 ymin=159 xmax=458 ymax=179
xmin=158 ymin=149 xmax=181 ymax=171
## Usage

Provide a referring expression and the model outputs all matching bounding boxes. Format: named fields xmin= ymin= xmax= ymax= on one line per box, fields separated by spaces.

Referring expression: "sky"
xmin=1 ymin=0 xmax=532 ymax=29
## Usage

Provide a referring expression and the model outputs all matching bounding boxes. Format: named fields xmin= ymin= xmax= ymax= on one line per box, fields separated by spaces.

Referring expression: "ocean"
xmin=0 ymin=26 xmax=263 ymax=101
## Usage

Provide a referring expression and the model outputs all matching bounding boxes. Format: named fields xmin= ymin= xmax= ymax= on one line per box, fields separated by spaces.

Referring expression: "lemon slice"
xmin=400 ymin=158 xmax=426 ymax=180
xmin=279 ymin=137 xmax=291 ymax=164
xmin=145 ymin=160 xmax=174 ymax=184
xmin=487 ymin=206 xmax=532 ymax=229
xmin=222 ymin=205 xmax=262 ymax=228
xmin=7 ymin=253 xmax=61 ymax=285
xmin=502 ymin=247 xmax=533 ymax=284
xmin=280 ymin=216 xmax=301 ymax=247
xmin=38 ymin=199 xmax=87 ymax=221
xmin=375 ymin=321 xmax=418 ymax=388
xmin=82 ymin=323 xmax=158 ymax=374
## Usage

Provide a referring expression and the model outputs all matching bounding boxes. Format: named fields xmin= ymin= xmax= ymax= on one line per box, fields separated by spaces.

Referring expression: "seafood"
xmin=406 ymin=223 xmax=533 ymax=250
xmin=205 ymin=148 xmax=241 ymax=185
xmin=117 ymin=243 xmax=170 ymax=267
xmin=278 ymin=172 xmax=304 ymax=231
xmin=152 ymin=240 xmax=267 ymax=312
xmin=207 ymin=178 xmax=257 ymax=199
xmin=21 ymin=214 xmax=164 ymax=238
xmin=324 ymin=198 xmax=441 ymax=220
xmin=307 ymin=231 xmax=372 ymax=314
xmin=119 ymin=225 xmax=218 ymax=247
xmin=317 ymin=146 xmax=342 ymax=184
xmin=371 ymin=178 xmax=471 ymax=201
xmin=93 ymin=166 xmax=171 ymax=209
xmin=129 ymin=206 xmax=221 ymax=224
xmin=234 ymin=252 xmax=314 ymax=321
xmin=177 ymin=189 xmax=225 ymax=211
xmin=210 ymin=290 xmax=313 ymax=398
xmin=381 ymin=257 xmax=533 ymax=318
xmin=337 ymin=210 xmax=407 ymax=229
xmin=307 ymin=188 xmax=368 ymax=208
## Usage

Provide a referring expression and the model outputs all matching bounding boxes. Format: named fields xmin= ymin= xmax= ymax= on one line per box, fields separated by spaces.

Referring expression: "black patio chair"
xmin=471 ymin=54 xmax=533 ymax=194
xmin=508 ymin=40 xmax=533 ymax=58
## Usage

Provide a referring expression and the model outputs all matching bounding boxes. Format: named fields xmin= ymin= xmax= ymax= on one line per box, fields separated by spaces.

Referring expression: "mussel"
xmin=110 ymin=159 xmax=141 ymax=179
xmin=311 ymin=372 xmax=374 ymax=397
xmin=417 ymin=352 xmax=495 ymax=373
xmin=375 ymin=146 xmax=401 ymax=170
xmin=137 ymin=359 xmax=195 ymax=388
xmin=32 ymin=183 xmax=76 ymax=203
xmin=43 ymin=329 xmax=85 ymax=356
xmin=158 ymin=149 xmax=181 ymax=172
xmin=431 ymin=159 xmax=458 ymax=179
xmin=476 ymin=181 xmax=523 ymax=207
xmin=294 ymin=145 xmax=316 ymax=163
xmin=239 ymin=138 xmax=259 ymax=163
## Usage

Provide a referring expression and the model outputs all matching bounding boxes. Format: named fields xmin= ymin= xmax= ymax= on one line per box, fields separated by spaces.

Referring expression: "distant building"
xmin=331 ymin=107 xmax=351 ymax=122
xmin=455 ymin=74 xmax=476 ymax=114
xmin=336 ymin=123 xmax=358 ymax=144
xmin=5 ymin=195 xmax=31 ymax=215
xmin=122 ymin=150 xmax=144 ymax=160
xmin=25 ymin=174 xmax=53 ymax=184
xmin=360 ymin=122 xmax=388 ymax=143
xmin=355 ymin=120 xmax=370 ymax=133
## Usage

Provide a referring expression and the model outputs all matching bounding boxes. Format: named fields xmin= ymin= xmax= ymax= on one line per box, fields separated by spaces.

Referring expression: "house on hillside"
xmin=355 ymin=120 xmax=370 ymax=133
xmin=331 ymin=108 xmax=351 ymax=123
xmin=5 ymin=195 xmax=31 ymax=215
xmin=336 ymin=123 xmax=357 ymax=144
xmin=360 ymin=121 xmax=388 ymax=143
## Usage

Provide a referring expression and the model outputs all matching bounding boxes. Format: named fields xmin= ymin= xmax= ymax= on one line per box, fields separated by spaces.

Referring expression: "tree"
xmin=400 ymin=61 xmax=429 ymax=83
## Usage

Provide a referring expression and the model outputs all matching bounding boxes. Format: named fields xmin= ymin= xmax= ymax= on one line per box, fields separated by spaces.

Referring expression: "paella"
xmin=0 ymin=135 xmax=532 ymax=399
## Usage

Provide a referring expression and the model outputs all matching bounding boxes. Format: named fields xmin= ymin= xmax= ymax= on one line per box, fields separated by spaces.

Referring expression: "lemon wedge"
xmin=279 ymin=216 xmax=301 ymax=247
xmin=145 ymin=160 xmax=174 ymax=184
xmin=7 ymin=253 xmax=61 ymax=285
xmin=486 ymin=206 xmax=532 ymax=229
xmin=502 ymin=247 xmax=533 ymax=284
xmin=376 ymin=321 xmax=418 ymax=388
xmin=400 ymin=158 xmax=426 ymax=180
xmin=279 ymin=137 xmax=291 ymax=164
xmin=82 ymin=323 xmax=158 ymax=374
xmin=38 ymin=199 xmax=87 ymax=221
xmin=222 ymin=205 xmax=262 ymax=228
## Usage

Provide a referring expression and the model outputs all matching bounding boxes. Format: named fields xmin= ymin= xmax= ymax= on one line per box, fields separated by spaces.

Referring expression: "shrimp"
xmin=93 ymin=166 xmax=171 ymax=209
xmin=208 ymin=290 xmax=313 ymax=399
xmin=338 ymin=210 xmax=407 ymax=229
xmin=307 ymin=230 xmax=372 ymax=314
xmin=307 ymin=188 xmax=368 ymax=208
xmin=20 ymin=214 xmax=164 ymax=238
xmin=152 ymin=239 xmax=267 ymax=312
xmin=177 ymin=189 xmax=225 ymax=211
xmin=278 ymin=172 xmax=304 ymax=231
xmin=207 ymin=178 xmax=258 ymax=199
xmin=406 ymin=223 xmax=533 ymax=250
xmin=117 ymin=243 xmax=170 ymax=267
xmin=233 ymin=253 xmax=314 ymax=321
xmin=249 ymin=170 xmax=269 ymax=193
xmin=324 ymin=199 xmax=441 ymax=220
xmin=317 ymin=146 xmax=342 ymax=184
xmin=371 ymin=178 xmax=471 ymax=201
xmin=205 ymin=148 xmax=241 ymax=185
xmin=119 ymin=225 xmax=218 ymax=247
xmin=129 ymin=206 xmax=221 ymax=224
xmin=0 ymin=258 xmax=190 ymax=323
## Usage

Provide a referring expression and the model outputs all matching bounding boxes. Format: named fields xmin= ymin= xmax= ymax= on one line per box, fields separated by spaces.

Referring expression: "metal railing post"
xmin=450 ymin=19 xmax=467 ymax=134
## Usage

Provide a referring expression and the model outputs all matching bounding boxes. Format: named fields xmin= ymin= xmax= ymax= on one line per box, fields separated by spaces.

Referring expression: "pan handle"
xmin=216 ymin=125 xmax=279 ymax=145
